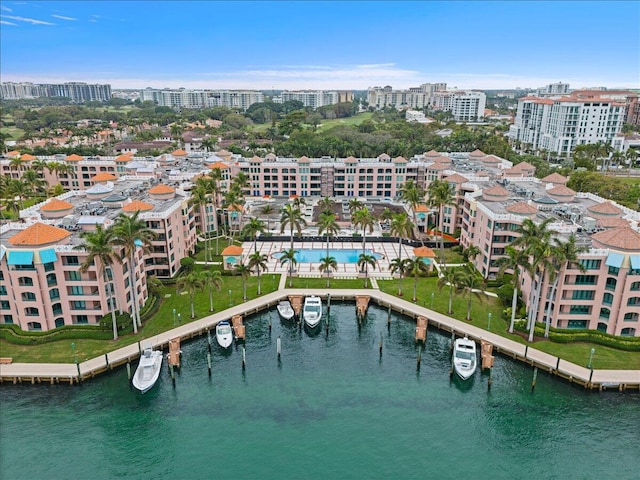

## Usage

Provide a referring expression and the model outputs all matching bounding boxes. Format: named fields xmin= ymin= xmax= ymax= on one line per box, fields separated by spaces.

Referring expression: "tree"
xmin=348 ymin=198 xmax=363 ymax=215
xmin=75 ymin=225 xmax=121 ymax=340
xmin=319 ymin=256 xmax=338 ymax=287
xmin=22 ymin=169 xmax=47 ymax=197
xmin=352 ymin=207 xmax=374 ymax=256
xmin=389 ymin=212 xmax=414 ymax=263
xmin=437 ymin=267 xmax=458 ymax=314
xmin=454 ymin=263 xmax=486 ymax=321
xmin=317 ymin=196 xmax=334 ymax=215
xmin=176 ymin=272 xmax=205 ymax=319
xmin=111 ymin=211 xmax=158 ymax=333
xmin=390 ymin=257 xmax=409 ymax=296
xmin=242 ymin=217 xmax=266 ymax=253
xmin=189 ymin=184 xmax=211 ymax=263
xmin=404 ymin=257 xmax=428 ymax=302
xmin=496 ymin=245 xmax=530 ymax=333
xmin=248 ymin=251 xmax=268 ymax=295
xmin=259 ymin=203 xmax=276 ymax=231
xmin=234 ymin=263 xmax=252 ymax=301
xmin=318 ymin=211 xmax=340 ymax=261
xmin=201 ymin=269 xmax=222 ymax=312
xmin=279 ymin=248 xmax=298 ymax=287
xmin=463 ymin=245 xmax=481 ymax=263
xmin=400 ymin=179 xmax=425 ymax=232
xmin=357 ymin=253 xmax=377 ymax=288
xmin=279 ymin=204 xmax=306 ymax=250
xmin=427 ymin=179 xmax=455 ymax=265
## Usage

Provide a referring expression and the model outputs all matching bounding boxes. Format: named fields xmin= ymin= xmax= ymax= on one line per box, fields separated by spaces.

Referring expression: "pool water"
xmin=273 ymin=249 xmax=382 ymax=263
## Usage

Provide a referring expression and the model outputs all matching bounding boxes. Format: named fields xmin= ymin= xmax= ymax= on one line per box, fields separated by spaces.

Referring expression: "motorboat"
xmin=277 ymin=300 xmax=295 ymax=321
xmin=452 ymin=336 xmax=477 ymax=380
xmin=216 ymin=320 xmax=234 ymax=349
xmin=132 ymin=347 xmax=163 ymax=394
xmin=302 ymin=295 xmax=323 ymax=328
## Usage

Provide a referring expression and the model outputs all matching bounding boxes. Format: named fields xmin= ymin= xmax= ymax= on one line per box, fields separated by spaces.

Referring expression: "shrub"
xmin=513 ymin=322 xmax=640 ymax=351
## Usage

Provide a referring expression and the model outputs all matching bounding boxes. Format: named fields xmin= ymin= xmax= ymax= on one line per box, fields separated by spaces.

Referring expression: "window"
xmin=627 ymin=297 xmax=640 ymax=306
xmin=575 ymin=275 xmax=596 ymax=285
xmin=70 ymin=286 xmax=84 ymax=296
xmin=74 ymin=315 xmax=89 ymax=324
xmin=21 ymin=292 xmax=37 ymax=301
xmin=569 ymin=305 xmax=591 ymax=315
xmin=55 ymin=318 xmax=65 ymax=328
xmin=27 ymin=322 xmax=42 ymax=331
xmin=44 ymin=262 xmax=55 ymax=272
xmin=599 ymin=308 xmax=610 ymax=319
xmin=597 ymin=322 xmax=607 ymax=333
xmin=603 ymin=293 xmax=614 ymax=305
xmin=621 ymin=328 xmax=636 ymax=337
xmin=572 ymin=290 xmax=594 ymax=300
xmin=47 ymin=273 xmax=58 ymax=286
xmin=67 ymin=271 xmax=81 ymax=281
xmin=71 ymin=301 xmax=86 ymax=310
xmin=631 ymin=282 xmax=640 ymax=291
xmin=579 ymin=259 xmax=601 ymax=270
xmin=18 ymin=277 xmax=34 ymax=286
xmin=64 ymin=255 xmax=80 ymax=266
xmin=623 ymin=312 xmax=639 ymax=322
xmin=0 ymin=301 xmax=10 ymax=310
xmin=608 ymin=266 xmax=619 ymax=275
xmin=49 ymin=288 xmax=60 ymax=300
xmin=0 ymin=286 xmax=6 ymax=296
xmin=25 ymin=307 xmax=39 ymax=316
xmin=605 ymin=277 xmax=617 ymax=290
xmin=567 ymin=320 xmax=588 ymax=329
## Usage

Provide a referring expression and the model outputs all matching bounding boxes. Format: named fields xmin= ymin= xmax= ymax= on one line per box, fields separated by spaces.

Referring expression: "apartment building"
xmin=536 ymin=82 xmax=571 ymax=97
xmin=273 ymin=90 xmax=352 ymax=108
xmin=139 ymin=88 xmax=264 ymax=111
xmin=1 ymin=82 xmax=112 ymax=102
xmin=508 ymin=90 xmax=632 ymax=155
xmin=431 ymin=91 xmax=487 ymax=122
xmin=367 ymin=86 xmax=428 ymax=110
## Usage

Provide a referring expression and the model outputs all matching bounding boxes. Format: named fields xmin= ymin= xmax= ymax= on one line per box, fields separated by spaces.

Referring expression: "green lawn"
xmin=613 ymin=176 xmax=640 ymax=185
xmin=288 ymin=277 xmax=372 ymax=289
xmin=193 ymin=236 xmax=240 ymax=262
xmin=0 ymin=125 xmax=25 ymax=142
xmin=316 ymin=112 xmax=373 ymax=133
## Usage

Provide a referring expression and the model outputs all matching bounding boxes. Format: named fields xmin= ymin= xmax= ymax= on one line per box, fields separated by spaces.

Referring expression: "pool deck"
xmin=1 ymin=289 xmax=638 ymax=391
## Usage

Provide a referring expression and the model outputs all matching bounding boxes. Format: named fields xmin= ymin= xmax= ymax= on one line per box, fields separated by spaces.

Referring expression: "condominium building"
xmin=508 ymin=90 xmax=632 ymax=155
xmin=139 ymin=88 xmax=264 ymax=111
xmin=273 ymin=90 xmax=352 ymax=108
xmin=536 ymin=82 xmax=571 ymax=97
xmin=1 ymin=82 xmax=112 ymax=102
xmin=430 ymin=91 xmax=487 ymax=122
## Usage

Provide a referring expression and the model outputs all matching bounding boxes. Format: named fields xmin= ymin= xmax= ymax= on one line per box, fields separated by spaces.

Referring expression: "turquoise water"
xmin=273 ymin=248 xmax=382 ymax=263
xmin=1 ymin=304 xmax=639 ymax=479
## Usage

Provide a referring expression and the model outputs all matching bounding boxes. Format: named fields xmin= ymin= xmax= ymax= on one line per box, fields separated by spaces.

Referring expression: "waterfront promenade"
xmin=1 ymin=289 xmax=639 ymax=391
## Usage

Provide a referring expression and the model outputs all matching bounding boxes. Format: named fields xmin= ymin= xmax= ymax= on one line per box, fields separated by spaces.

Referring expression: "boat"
xmin=302 ymin=295 xmax=323 ymax=328
xmin=277 ymin=300 xmax=295 ymax=321
xmin=132 ymin=347 xmax=163 ymax=394
xmin=452 ymin=336 xmax=477 ymax=380
xmin=216 ymin=320 xmax=234 ymax=348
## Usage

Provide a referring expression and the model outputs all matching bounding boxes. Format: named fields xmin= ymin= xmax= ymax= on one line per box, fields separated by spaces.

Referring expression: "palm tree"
xmin=234 ymin=263 xmax=252 ymax=301
xmin=454 ymin=263 xmax=486 ymax=321
xmin=437 ymin=267 xmax=458 ymax=314
xmin=259 ymin=203 xmax=276 ymax=231
xmin=400 ymin=179 xmax=425 ymax=230
xmin=6 ymin=179 xmax=29 ymax=210
xmin=74 ymin=225 xmax=121 ymax=340
xmin=242 ymin=217 xmax=266 ymax=253
xmin=176 ymin=272 xmax=205 ymax=319
xmin=111 ymin=211 xmax=158 ymax=333
xmin=189 ymin=185 xmax=211 ymax=263
xmin=463 ymin=245 xmax=481 ymax=263
xmin=47 ymin=183 xmax=65 ymax=197
xmin=427 ymin=179 xmax=455 ymax=265
xmin=318 ymin=211 xmax=340 ymax=261
xmin=389 ymin=212 xmax=414 ymax=262
xmin=279 ymin=248 xmax=298 ymax=287
xmin=404 ymin=257 xmax=428 ymax=302
xmin=319 ymin=255 xmax=338 ymax=287
xmin=496 ymin=245 xmax=530 ymax=333
xmin=22 ymin=169 xmax=46 ymax=197
xmin=389 ymin=257 xmax=409 ymax=296
xmin=352 ymin=207 xmax=374 ymax=256
xmin=348 ymin=198 xmax=363 ymax=215
xmin=279 ymin=204 xmax=306 ymax=250
xmin=357 ymin=253 xmax=377 ymax=288
xmin=317 ymin=196 xmax=334 ymax=215
xmin=201 ymin=269 xmax=222 ymax=312
xmin=248 ymin=251 xmax=268 ymax=295
xmin=542 ymin=235 xmax=587 ymax=338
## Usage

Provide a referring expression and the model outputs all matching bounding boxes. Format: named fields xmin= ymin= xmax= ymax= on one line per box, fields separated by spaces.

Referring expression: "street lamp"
xmin=228 ymin=289 xmax=233 ymax=306
xmin=71 ymin=342 xmax=77 ymax=364
xmin=172 ymin=308 xmax=177 ymax=326
xmin=430 ymin=292 xmax=435 ymax=309
xmin=488 ymin=312 xmax=492 ymax=330
xmin=177 ymin=313 xmax=182 ymax=324
xmin=587 ymin=348 xmax=595 ymax=368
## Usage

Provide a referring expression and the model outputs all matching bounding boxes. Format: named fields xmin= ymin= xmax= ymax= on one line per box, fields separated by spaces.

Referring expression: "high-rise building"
xmin=0 ymin=82 xmax=111 ymax=101
xmin=431 ymin=91 xmax=487 ymax=122
xmin=139 ymin=88 xmax=264 ymax=111
xmin=536 ymin=82 xmax=571 ymax=97
xmin=273 ymin=90 xmax=351 ymax=108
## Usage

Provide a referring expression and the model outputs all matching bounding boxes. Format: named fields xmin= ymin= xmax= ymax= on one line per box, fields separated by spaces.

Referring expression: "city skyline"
xmin=1 ymin=1 xmax=639 ymax=91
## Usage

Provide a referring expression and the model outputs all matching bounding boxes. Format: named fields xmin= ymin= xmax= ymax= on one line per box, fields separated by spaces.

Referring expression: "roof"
xmin=542 ymin=172 xmax=568 ymax=184
xmin=427 ymin=161 xmax=448 ymax=170
xmin=506 ymin=201 xmax=538 ymax=215
xmin=149 ymin=184 xmax=176 ymax=194
xmin=548 ymin=185 xmax=576 ymax=196
xmin=102 ymin=193 xmax=127 ymax=202
xmin=509 ymin=161 xmax=536 ymax=172
xmin=483 ymin=185 xmax=510 ymax=197
xmin=171 ymin=149 xmax=188 ymax=156
xmin=482 ymin=155 xmax=501 ymax=164
xmin=413 ymin=246 xmax=436 ymax=258
xmin=115 ymin=154 xmax=133 ymax=162
xmin=595 ymin=217 xmax=630 ymax=228
xmin=65 ymin=154 xmax=83 ymax=161
xmin=393 ymin=156 xmax=408 ymax=163
xmin=587 ymin=201 xmax=622 ymax=215
xmin=250 ymin=155 xmax=263 ymax=163
xmin=20 ymin=153 xmax=36 ymax=161
xmin=86 ymin=183 xmax=113 ymax=194
xmin=208 ymin=162 xmax=229 ymax=169
xmin=40 ymin=199 xmax=73 ymax=212
xmin=444 ymin=173 xmax=468 ymax=183
xmin=9 ymin=222 xmax=71 ymax=246
xmin=344 ymin=156 xmax=358 ymax=163
xmin=424 ymin=150 xmax=441 ymax=157
xmin=519 ymin=96 xmax=554 ymax=105
xmin=91 ymin=172 xmax=117 ymax=182
xmin=414 ymin=204 xmax=429 ymax=212
xmin=7 ymin=150 xmax=20 ymax=156
xmin=591 ymin=226 xmax=640 ymax=251
xmin=221 ymin=245 xmax=243 ymax=255
xmin=122 ymin=200 xmax=153 ymax=212
xmin=468 ymin=149 xmax=486 ymax=158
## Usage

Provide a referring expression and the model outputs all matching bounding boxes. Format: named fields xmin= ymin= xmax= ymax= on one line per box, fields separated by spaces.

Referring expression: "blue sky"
xmin=1 ymin=1 xmax=638 ymax=90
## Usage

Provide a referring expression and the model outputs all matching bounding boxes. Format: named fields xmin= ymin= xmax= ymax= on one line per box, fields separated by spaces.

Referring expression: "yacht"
xmin=216 ymin=320 xmax=234 ymax=349
xmin=132 ymin=347 xmax=163 ymax=394
xmin=452 ymin=336 xmax=477 ymax=380
xmin=277 ymin=300 xmax=295 ymax=321
xmin=302 ymin=296 xmax=323 ymax=328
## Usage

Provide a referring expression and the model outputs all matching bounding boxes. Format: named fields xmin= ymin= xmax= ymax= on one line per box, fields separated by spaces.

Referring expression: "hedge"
xmin=0 ymin=323 xmax=116 ymax=345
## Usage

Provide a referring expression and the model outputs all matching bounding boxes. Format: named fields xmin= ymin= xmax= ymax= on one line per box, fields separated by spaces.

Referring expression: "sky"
xmin=1 ymin=1 xmax=639 ymax=91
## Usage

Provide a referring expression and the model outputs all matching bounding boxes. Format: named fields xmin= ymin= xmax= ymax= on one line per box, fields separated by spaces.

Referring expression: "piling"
xmin=450 ymin=332 xmax=455 ymax=351
xmin=379 ymin=333 xmax=383 ymax=357
xmin=415 ymin=316 xmax=427 ymax=343
xmin=126 ymin=362 xmax=131 ymax=381
xmin=327 ymin=293 xmax=331 ymax=313
xmin=531 ymin=367 xmax=538 ymax=391
xmin=137 ymin=341 xmax=142 ymax=354
xmin=488 ymin=367 xmax=493 ymax=391
xmin=555 ymin=357 xmax=561 ymax=371
xmin=207 ymin=329 xmax=212 ymax=347
xmin=524 ymin=345 xmax=529 ymax=358
xmin=75 ymin=362 xmax=81 ymax=381
xmin=277 ymin=337 xmax=281 ymax=360
xmin=242 ymin=346 xmax=246 ymax=371
xmin=104 ymin=353 xmax=110 ymax=370
xmin=268 ymin=318 xmax=272 ymax=335
xmin=416 ymin=346 xmax=422 ymax=372
xmin=169 ymin=364 xmax=175 ymax=387
xmin=207 ymin=352 xmax=212 ymax=377
xmin=387 ymin=306 xmax=391 ymax=330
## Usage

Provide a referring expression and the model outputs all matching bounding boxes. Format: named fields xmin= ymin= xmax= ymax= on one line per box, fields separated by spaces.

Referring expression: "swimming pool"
xmin=273 ymin=249 xmax=383 ymax=263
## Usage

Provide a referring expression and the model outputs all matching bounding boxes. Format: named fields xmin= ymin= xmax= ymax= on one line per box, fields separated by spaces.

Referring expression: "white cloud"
xmin=51 ymin=14 xmax=77 ymax=21
xmin=1 ymin=5 xmax=13 ymax=12
xmin=0 ymin=20 xmax=18 ymax=25
xmin=3 ymin=14 xmax=55 ymax=25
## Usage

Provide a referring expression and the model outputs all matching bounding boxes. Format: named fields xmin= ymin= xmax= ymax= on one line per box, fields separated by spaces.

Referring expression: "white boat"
xmin=302 ymin=295 xmax=323 ymax=328
xmin=132 ymin=347 xmax=163 ymax=394
xmin=277 ymin=300 xmax=295 ymax=321
xmin=452 ymin=336 xmax=477 ymax=380
xmin=216 ymin=320 xmax=233 ymax=348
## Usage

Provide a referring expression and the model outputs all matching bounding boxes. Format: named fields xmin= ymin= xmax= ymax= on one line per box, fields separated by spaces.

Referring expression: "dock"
xmin=355 ymin=295 xmax=370 ymax=321
xmin=168 ymin=338 xmax=181 ymax=368
xmin=288 ymin=295 xmax=303 ymax=317
xmin=1 ymin=289 xmax=638 ymax=392
xmin=415 ymin=316 xmax=427 ymax=343
xmin=231 ymin=315 xmax=245 ymax=342
xmin=480 ymin=340 xmax=494 ymax=370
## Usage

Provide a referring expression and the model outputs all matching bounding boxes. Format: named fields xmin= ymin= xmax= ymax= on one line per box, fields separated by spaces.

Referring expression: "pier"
xmin=231 ymin=315 xmax=245 ymax=342
xmin=415 ymin=316 xmax=427 ymax=343
xmin=288 ymin=295 xmax=303 ymax=317
xmin=1 ymin=289 xmax=638 ymax=391
xmin=168 ymin=338 xmax=181 ymax=368
xmin=355 ymin=295 xmax=370 ymax=321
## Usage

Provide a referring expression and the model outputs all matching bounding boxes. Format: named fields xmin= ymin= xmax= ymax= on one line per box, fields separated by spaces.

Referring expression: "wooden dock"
xmin=231 ymin=315 xmax=245 ymax=341
xmin=415 ymin=316 xmax=427 ymax=343
xmin=355 ymin=295 xmax=370 ymax=321
xmin=288 ymin=295 xmax=303 ymax=317
xmin=168 ymin=338 xmax=181 ymax=368
xmin=480 ymin=340 xmax=494 ymax=370
xmin=1 ymin=289 xmax=638 ymax=392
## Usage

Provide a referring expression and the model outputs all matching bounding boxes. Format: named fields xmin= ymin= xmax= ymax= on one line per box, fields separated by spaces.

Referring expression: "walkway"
xmin=1 ymin=289 xmax=638 ymax=391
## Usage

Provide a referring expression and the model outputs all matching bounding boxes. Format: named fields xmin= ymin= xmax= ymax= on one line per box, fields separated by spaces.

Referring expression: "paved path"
xmin=2 ymin=289 xmax=638 ymax=390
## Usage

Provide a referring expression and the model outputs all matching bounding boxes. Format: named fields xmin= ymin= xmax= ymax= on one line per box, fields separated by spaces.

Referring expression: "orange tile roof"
xmin=250 ymin=155 xmax=263 ymax=163
xmin=519 ymin=96 xmax=555 ymax=105
xmin=208 ymin=162 xmax=229 ymax=169
xmin=469 ymin=149 xmax=486 ymax=157
xmin=149 ymin=184 xmax=176 ymax=194
xmin=510 ymin=161 xmax=536 ymax=172
xmin=115 ymin=154 xmax=133 ymax=162
xmin=591 ymin=226 xmax=640 ymax=251
xmin=91 ymin=172 xmax=117 ymax=182
xmin=65 ymin=154 xmax=83 ymax=161
xmin=542 ymin=172 xmax=568 ymax=184
xmin=221 ymin=245 xmax=243 ymax=255
xmin=40 ymin=199 xmax=74 ymax=212
xmin=122 ymin=200 xmax=153 ymax=212
xmin=587 ymin=201 xmax=622 ymax=215
xmin=414 ymin=204 xmax=430 ymax=212
xmin=424 ymin=150 xmax=441 ymax=157
xmin=20 ymin=154 xmax=36 ymax=161
xmin=482 ymin=155 xmax=501 ymax=164
xmin=506 ymin=201 xmax=538 ymax=215
xmin=427 ymin=161 xmax=448 ymax=170
xmin=595 ymin=217 xmax=630 ymax=229
xmin=228 ymin=204 xmax=244 ymax=212
xmin=483 ymin=185 xmax=510 ymax=197
xmin=444 ymin=173 xmax=468 ymax=183
xmin=7 ymin=150 xmax=20 ymax=157
xmin=413 ymin=246 xmax=436 ymax=258
xmin=172 ymin=149 xmax=188 ymax=156
xmin=393 ymin=156 xmax=408 ymax=163
xmin=9 ymin=222 xmax=71 ymax=246
xmin=548 ymin=185 xmax=576 ymax=196
xmin=344 ymin=156 xmax=358 ymax=163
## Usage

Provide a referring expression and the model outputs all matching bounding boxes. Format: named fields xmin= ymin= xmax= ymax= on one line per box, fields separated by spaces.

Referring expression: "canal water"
xmin=1 ymin=304 xmax=638 ymax=479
